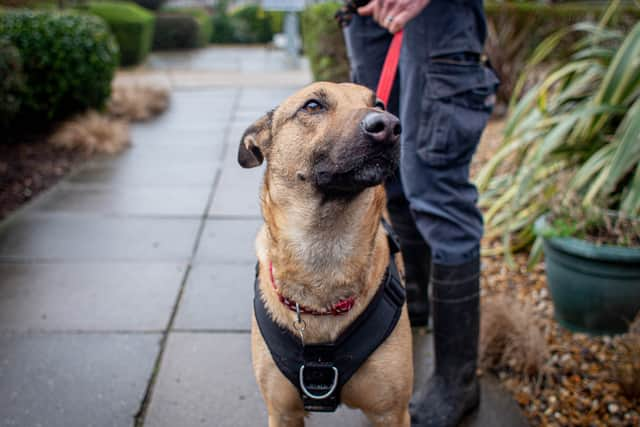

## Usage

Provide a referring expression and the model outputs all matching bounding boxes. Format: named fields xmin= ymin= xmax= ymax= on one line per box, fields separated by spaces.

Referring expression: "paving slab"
xmin=412 ymin=329 xmax=435 ymax=389
xmin=129 ymin=126 xmax=229 ymax=150
xmin=234 ymin=110 xmax=273 ymax=124
xmin=174 ymin=264 xmax=255 ymax=331
xmin=144 ymin=332 xmax=264 ymax=427
xmin=195 ymin=219 xmax=262 ymax=264
xmin=237 ymin=87 xmax=307 ymax=113
xmin=209 ymin=167 xmax=263 ymax=218
xmin=146 ymin=89 xmax=237 ymax=131
xmin=34 ymin=186 xmax=211 ymax=217
xmin=460 ymin=376 xmax=529 ymax=427
xmin=144 ymin=332 xmax=370 ymax=427
xmin=164 ymin=71 xmax=312 ymax=89
xmin=0 ymin=215 xmax=200 ymax=261
xmin=115 ymin=135 xmax=225 ymax=161
xmin=69 ymin=160 xmax=219 ymax=189
xmin=146 ymin=47 xmax=306 ymax=74
xmin=0 ymin=263 xmax=186 ymax=331
xmin=0 ymin=332 xmax=160 ymax=427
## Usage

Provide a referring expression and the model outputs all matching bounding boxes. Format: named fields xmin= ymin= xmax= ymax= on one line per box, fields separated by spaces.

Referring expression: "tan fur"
xmin=48 ymin=110 xmax=129 ymax=155
xmin=243 ymin=82 xmax=413 ymax=426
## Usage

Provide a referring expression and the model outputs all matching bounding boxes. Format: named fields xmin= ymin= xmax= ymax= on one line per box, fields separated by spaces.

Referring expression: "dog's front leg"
xmin=267 ymin=411 xmax=305 ymax=427
xmin=365 ymin=408 xmax=411 ymax=427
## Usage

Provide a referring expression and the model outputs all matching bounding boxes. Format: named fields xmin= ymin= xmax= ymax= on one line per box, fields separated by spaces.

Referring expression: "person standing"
xmin=343 ymin=1 xmax=499 ymax=426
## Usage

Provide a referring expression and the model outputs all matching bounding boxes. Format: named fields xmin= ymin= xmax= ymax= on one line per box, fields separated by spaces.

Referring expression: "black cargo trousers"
xmin=343 ymin=0 xmax=499 ymax=266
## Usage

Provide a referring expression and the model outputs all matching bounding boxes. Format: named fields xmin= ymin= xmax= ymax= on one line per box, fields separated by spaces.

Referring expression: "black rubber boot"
xmin=410 ymin=257 xmax=481 ymax=427
xmin=387 ymin=203 xmax=430 ymax=327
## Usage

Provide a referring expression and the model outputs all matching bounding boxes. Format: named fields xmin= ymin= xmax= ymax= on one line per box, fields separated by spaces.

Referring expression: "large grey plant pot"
xmin=534 ymin=216 xmax=640 ymax=335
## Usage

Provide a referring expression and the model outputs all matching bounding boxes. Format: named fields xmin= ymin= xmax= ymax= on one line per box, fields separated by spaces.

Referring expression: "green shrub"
xmin=153 ymin=13 xmax=199 ymax=50
xmin=83 ymin=1 xmax=155 ymax=66
xmin=131 ymin=0 xmax=166 ymax=11
xmin=162 ymin=7 xmax=212 ymax=47
xmin=209 ymin=1 xmax=284 ymax=44
xmin=269 ymin=10 xmax=284 ymax=36
xmin=230 ymin=4 xmax=274 ymax=43
xmin=301 ymin=1 xmax=349 ymax=82
xmin=211 ymin=11 xmax=236 ymax=43
xmin=0 ymin=38 xmax=24 ymax=128
xmin=0 ymin=9 xmax=118 ymax=123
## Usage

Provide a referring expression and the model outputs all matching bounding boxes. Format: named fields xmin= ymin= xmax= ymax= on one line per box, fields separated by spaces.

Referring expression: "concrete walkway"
xmin=0 ymin=47 xmax=527 ymax=427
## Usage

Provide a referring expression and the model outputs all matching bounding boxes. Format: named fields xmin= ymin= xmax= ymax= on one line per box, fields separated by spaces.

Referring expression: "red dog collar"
xmin=268 ymin=262 xmax=356 ymax=316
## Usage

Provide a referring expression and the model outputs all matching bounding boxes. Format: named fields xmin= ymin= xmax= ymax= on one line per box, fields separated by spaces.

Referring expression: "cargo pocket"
xmin=417 ymin=59 xmax=499 ymax=168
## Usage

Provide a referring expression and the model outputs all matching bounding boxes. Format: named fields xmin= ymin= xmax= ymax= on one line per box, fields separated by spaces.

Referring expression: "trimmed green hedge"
xmin=162 ymin=7 xmax=212 ymax=47
xmin=153 ymin=13 xmax=199 ymax=50
xmin=83 ymin=1 xmax=154 ymax=66
xmin=0 ymin=38 xmax=24 ymax=128
xmin=0 ymin=9 xmax=117 ymax=123
xmin=301 ymin=1 xmax=349 ymax=82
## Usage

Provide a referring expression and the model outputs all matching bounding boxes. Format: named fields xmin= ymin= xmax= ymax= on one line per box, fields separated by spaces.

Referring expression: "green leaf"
xmin=621 ymin=163 xmax=640 ymax=215
xmin=601 ymin=98 xmax=640 ymax=195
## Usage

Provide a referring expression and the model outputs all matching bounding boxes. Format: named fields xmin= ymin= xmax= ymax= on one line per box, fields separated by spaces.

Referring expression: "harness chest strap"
xmin=253 ymin=222 xmax=405 ymax=412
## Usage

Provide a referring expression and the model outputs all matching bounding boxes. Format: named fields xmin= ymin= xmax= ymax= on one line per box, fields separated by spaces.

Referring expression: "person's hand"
xmin=358 ymin=0 xmax=431 ymax=34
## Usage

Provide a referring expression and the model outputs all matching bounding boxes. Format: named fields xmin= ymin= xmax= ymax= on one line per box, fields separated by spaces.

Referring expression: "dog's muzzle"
xmin=312 ymin=110 xmax=401 ymax=196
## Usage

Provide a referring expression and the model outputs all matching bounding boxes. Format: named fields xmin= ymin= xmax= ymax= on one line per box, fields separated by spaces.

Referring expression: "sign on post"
xmin=262 ymin=0 xmax=305 ymax=11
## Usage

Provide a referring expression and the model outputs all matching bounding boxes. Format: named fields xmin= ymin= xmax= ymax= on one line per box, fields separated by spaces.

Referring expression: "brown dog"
xmin=238 ymin=82 xmax=413 ymax=426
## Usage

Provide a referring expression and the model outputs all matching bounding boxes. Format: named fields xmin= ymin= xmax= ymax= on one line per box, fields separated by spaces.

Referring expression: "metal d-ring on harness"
xmin=292 ymin=303 xmax=340 ymax=401
xmin=253 ymin=220 xmax=405 ymax=412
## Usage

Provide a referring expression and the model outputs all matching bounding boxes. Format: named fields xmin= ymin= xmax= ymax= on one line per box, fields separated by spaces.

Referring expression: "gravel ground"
xmin=476 ymin=120 xmax=640 ymax=427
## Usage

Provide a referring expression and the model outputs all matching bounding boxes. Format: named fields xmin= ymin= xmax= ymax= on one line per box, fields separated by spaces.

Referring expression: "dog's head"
xmin=238 ymin=82 xmax=400 ymax=199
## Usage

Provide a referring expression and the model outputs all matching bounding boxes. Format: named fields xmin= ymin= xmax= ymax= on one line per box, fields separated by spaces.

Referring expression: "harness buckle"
xmin=299 ymin=364 xmax=339 ymax=400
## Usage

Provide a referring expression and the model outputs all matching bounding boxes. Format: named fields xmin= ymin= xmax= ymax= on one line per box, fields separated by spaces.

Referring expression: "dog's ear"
xmin=238 ymin=111 xmax=273 ymax=168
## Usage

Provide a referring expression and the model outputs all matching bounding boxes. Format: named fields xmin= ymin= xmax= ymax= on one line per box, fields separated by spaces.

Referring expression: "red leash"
xmin=376 ymin=30 xmax=403 ymax=107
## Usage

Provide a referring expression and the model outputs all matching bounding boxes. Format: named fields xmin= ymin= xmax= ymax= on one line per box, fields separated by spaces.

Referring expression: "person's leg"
xmin=344 ymin=15 xmax=430 ymax=326
xmin=398 ymin=0 xmax=498 ymax=425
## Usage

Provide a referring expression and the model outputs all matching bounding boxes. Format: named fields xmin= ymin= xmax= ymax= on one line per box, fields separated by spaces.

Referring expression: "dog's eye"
xmin=375 ymin=100 xmax=386 ymax=110
xmin=302 ymin=100 xmax=324 ymax=113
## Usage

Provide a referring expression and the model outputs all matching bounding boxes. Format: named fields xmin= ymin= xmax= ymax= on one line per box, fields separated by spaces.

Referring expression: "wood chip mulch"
xmin=476 ymin=120 xmax=640 ymax=427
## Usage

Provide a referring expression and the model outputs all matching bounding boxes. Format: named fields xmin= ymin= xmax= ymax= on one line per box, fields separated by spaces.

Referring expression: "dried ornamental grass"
xmin=107 ymin=83 xmax=170 ymax=122
xmin=48 ymin=110 xmax=129 ymax=155
xmin=480 ymin=295 xmax=550 ymax=378
xmin=612 ymin=314 xmax=640 ymax=400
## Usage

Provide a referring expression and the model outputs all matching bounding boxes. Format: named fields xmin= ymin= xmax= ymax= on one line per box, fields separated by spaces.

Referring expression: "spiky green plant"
xmin=476 ymin=1 xmax=640 ymax=266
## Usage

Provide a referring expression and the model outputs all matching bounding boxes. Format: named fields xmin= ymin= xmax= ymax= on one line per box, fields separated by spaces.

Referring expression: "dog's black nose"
xmin=361 ymin=112 xmax=401 ymax=144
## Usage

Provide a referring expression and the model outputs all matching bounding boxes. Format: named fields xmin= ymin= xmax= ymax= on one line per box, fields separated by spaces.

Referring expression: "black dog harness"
xmin=253 ymin=221 xmax=405 ymax=412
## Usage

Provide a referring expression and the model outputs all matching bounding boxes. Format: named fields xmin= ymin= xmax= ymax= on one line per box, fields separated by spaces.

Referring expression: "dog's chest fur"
xmin=255 ymin=186 xmax=388 ymax=343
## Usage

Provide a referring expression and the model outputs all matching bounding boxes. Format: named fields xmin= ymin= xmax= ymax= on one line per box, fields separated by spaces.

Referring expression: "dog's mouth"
xmin=312 ymin=143 xmax=399 ymax=196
